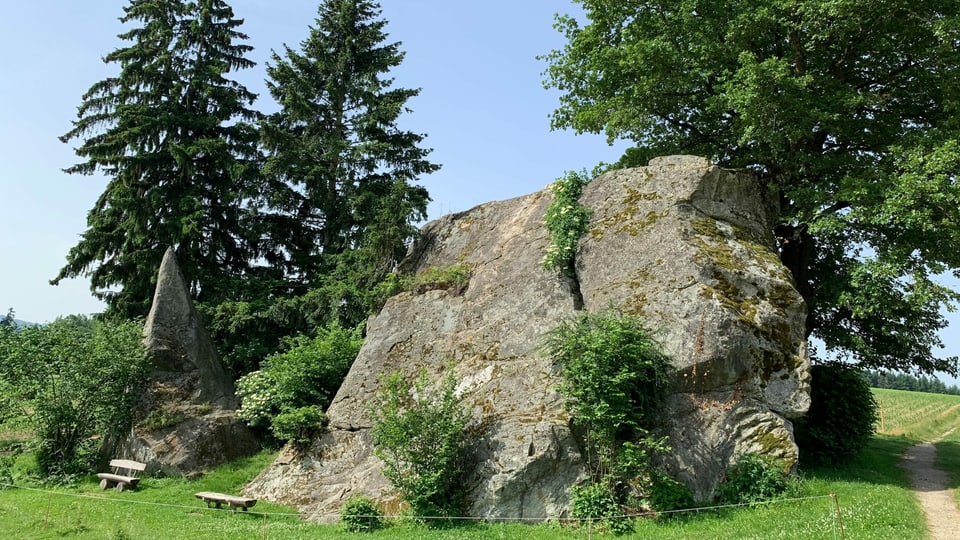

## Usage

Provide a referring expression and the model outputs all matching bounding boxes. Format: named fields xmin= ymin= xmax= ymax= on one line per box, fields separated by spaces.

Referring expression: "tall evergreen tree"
xmin=258 ymin=0 xmax=438 ymax=314
xmin=52 ymin=0 xmax=261 ymax=318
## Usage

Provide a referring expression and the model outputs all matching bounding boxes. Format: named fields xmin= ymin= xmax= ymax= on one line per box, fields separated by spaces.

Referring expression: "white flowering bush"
xmin=236 ymin=370 xmax=274 ymax=427
xmin=235 ymin=324 xmax=362 ymax=444
xmin=543 ymin=170 xmax=592 ymax=276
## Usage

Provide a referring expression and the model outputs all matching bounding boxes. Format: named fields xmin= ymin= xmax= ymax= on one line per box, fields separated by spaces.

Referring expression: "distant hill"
xmin=1 ymin=319 xmax=35 ymax=330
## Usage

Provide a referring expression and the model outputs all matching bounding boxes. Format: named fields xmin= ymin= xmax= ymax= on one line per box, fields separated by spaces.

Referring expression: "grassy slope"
xmin=873 ymin=388 xmax=960 ymax=512
xmin=2 ymin=388 xmax=958 ymax=538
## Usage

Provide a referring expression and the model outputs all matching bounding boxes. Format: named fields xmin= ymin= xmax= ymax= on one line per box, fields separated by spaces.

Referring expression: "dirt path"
xmin=900 ymin=436 xmax=960 ymax=539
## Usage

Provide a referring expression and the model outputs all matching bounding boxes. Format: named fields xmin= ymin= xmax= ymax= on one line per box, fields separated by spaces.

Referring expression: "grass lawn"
xmin=1 ymin=387 xmax=954 ymax=538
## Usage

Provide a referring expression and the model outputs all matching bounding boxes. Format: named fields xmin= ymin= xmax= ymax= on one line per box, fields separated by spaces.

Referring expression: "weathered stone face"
xmin=117 ymin=247 xmax=259 ymax=477
xmin=576 ymin=156 xmax=810 ymax=497
xmin=244 ymin=155 xmax=810 ymax=518
xmin=143 ymin=247 xmax=236 ymax=407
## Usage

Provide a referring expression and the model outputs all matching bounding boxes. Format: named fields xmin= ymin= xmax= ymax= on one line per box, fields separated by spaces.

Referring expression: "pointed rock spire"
xmin=143 ymin=246 xmax=234 ymax=406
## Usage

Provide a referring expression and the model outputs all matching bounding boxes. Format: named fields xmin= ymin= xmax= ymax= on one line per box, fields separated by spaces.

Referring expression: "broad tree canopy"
xmin=544 ymin=0 xmax=960 ymax=374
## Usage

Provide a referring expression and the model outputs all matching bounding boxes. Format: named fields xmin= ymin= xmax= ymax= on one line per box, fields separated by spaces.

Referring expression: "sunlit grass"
xmin=873 ymin=388 xmax=960 ymax=440
xmin=1 ymin=387 xmax=957 ymax=538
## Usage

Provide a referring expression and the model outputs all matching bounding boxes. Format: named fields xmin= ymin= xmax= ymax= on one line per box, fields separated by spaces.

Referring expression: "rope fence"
xmin=1 ymin=481 xmax=847 ymax=538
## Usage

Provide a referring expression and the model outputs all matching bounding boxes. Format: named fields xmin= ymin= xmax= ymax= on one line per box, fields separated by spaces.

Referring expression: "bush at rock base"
xmin=370 ymin=369 xmax=471 ymax=519
xmin=793 ymin=363 xmax=878 ymax=465
xmin=340 ymin=495 xmax=383 ymax=533
xmin=716 ymin=453 xmax=790 ymax=505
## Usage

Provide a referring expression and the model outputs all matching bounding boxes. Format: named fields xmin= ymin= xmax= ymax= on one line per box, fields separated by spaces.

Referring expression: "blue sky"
xmin=1 ymin=1 xmax=627 ymax=323
xmin=1 ymin=1 xmax=957 ymax=381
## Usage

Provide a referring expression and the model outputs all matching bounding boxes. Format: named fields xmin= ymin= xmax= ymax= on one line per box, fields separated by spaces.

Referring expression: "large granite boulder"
xmin=244 ymin=155 xmax=810 ymax=519
xmin=117 ymin=247 xmax=259 ymax=477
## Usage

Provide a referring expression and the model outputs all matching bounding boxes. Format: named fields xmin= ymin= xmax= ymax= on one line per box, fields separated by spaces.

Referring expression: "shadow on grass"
xmin=796 ymin=434 xmax=915 ymax=489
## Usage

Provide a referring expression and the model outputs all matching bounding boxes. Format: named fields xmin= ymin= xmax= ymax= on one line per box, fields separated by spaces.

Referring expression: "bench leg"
xmin=99 ymin=479 xmax=110 ymax=490
xmin=116 ymin=482 xmax=126 ymax=493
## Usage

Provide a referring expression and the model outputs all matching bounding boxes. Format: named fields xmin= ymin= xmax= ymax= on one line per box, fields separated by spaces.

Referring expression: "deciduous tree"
xmin=543 ymin=0 xmax=960 ymax=374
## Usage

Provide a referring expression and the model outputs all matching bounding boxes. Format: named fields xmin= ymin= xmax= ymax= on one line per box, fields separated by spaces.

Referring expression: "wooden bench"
xmin=194 ymin=491 xmax=258 ymax=512
xmin=97 ymin=459 xmax=147 ymax=492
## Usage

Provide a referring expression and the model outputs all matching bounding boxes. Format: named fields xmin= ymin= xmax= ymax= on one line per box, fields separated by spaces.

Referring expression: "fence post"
xmin=831 ymin=493 xmax=846 ymax=540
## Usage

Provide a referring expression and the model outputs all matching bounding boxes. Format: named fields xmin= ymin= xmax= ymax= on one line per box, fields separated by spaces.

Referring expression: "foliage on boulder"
xmin=543 ymin=170 xmax=592 ymax=277
xmin=545 ymin=310 xmax=677 ymax=524
xmin=370 ymin=370 xmax=472 ymax=518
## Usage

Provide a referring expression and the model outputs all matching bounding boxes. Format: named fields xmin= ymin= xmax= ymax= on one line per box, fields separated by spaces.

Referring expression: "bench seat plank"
xmin=195 ymin=491 xmax=257 ymax=511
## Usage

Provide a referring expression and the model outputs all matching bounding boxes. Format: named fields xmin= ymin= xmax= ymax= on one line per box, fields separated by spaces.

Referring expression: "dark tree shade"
xmin=53 ymin=0 xmax=261 ymax=318
xmin=543 ymin=0 xmax=960 ymax=375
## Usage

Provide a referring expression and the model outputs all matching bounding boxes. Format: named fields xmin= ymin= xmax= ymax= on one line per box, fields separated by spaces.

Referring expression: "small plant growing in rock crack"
xmin=140 ymin=407 xmax=186 ymax=431
xmin=542 ymin=169 xmax=593 ymax=277
xmin=545 ymin=310 xmax=686 ymax=529
xmin=370 ymin=368 xmax=471 ymax=520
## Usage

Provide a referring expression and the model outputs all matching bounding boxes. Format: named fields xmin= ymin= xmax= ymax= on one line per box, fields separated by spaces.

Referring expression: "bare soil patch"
xmin=900 ymin=439 xmax=960 ymax=539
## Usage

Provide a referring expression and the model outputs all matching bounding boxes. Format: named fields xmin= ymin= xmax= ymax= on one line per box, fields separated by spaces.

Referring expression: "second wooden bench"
xmin=194 ymin=491 xmax=258 ymax=512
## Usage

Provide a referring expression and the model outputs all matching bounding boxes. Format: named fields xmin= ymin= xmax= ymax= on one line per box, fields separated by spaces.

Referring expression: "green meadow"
xmin=2 ymin=388 xmax=958 ymax=538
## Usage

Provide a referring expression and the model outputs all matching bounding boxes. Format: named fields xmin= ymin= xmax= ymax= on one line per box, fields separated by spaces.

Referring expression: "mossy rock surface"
xmin=246 ymin=155 xmax=811 ymax=518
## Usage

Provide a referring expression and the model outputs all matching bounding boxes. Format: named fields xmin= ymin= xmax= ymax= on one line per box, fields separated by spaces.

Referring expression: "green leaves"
xmin=370 ymin=369 xmax=471 ymax=518
xmin=544 ymin=0 xmax=960 ymax=374
xmin=259 ymin=0 xmax=438 ymax=294
xmin=55 ymin=0 xmax=262 ymax=318
xmin=793 ymin=363 xmax=879 ymax=464
xmin=545 ymin=310 xmax=675 ymax=518
xmin=235 ymin=325 xmax=361 ymax=443
xmin=0 ymin=317 xmax=148 ymax=476
xmin=543 ymin=170 xmax=592 ymax=277
xmin=545 ymin=311 xmax=671 ymax=442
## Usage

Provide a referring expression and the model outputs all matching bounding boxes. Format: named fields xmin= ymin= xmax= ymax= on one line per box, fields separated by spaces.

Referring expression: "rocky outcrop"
xmin=117 ymin=247 xmax=259 ymax=477
xmin=244 ymin=156 xmax=810 ymax=519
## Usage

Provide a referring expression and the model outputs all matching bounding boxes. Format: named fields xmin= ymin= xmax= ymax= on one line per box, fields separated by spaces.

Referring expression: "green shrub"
xmin=270 ymin=406 xmax=327 ymax=446
xmin=648 ymin=471 xmax=695 ymax=513
xmin=793 ymin=363 xmax=878 ymax=465
xmin=236 ymin=324 xmax=361 ymax=443
xmin=370 ymin=369 xmax=471 ymax=518
xmin=571 ymin=481 xmax=631 ymax=534
xmin=545 ymin=310 xmax=675 ymax=524
xmin=544 ymin=310 xmax=672 ymax=468
xmin=543 ymin=169 xmax=592 ymax=276
xmin=0 ymin=317 xmax=148 ymax=477
xmin=716 ymin=453 xmax=790 ymax=505
xmin=340 ymin=495 xmax=383 ymax=533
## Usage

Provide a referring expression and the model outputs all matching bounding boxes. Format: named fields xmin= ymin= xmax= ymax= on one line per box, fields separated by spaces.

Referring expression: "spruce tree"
xmin=258 ymin=0 xmax=439 ymax=319
xmin=53 ymin=0 xmax=261 ymax=318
